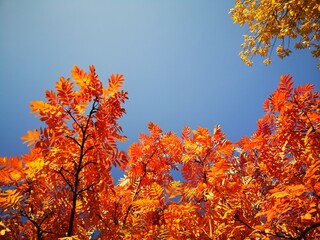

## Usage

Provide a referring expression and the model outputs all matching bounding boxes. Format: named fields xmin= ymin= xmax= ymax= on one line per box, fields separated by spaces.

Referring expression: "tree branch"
xmin=61 ymin=166 xmax=75 ymax=176
xmin=80 ymin=161 xmax=98 ymax=171
xmin=297 ymin=222 xmax=320 ymax=240
xmin=77 ymin=183 xmax=95 ymax=196
xmin=122 ymin=151 xmax=156 ymax=227
xmin=67 ymin=98 xmax=99 ymax=237
xmin=65 ymin=108 xmax=83 ymax=131
xmin=55 ymin=169 xmax=74 ymax=193
xmin=39 ymin=211 xmax=53 ymax=227
xmin=66 ymin=135 xmax=81 ymax=148
xmin=82 ymin=145 xmax=95 ymax=158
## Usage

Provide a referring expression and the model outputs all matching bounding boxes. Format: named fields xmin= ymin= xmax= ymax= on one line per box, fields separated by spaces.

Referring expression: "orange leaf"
xmin=71 ymin=65 xmax=90 ymax=87
xmin=104 ymin=74 xmax=124 ymax=97
xmin=302 ymin=213 xmax=312 ymax=220
xmin=21 ymin=129 xmax=39 ymax=147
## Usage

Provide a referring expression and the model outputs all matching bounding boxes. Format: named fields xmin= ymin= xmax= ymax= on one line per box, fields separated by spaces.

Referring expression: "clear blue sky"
xmin=1 ymin=1 xmax=319 ymax=179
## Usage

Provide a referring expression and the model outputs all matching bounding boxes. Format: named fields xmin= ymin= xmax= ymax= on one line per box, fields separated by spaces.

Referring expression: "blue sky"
xmin=0 ymin=1 xmax=319 ymax=178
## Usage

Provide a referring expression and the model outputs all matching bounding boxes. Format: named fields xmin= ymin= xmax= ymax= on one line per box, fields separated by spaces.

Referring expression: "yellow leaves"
xmin=25 ymin=157 xmax=46 ymax=178
xmin=71 ymin=65 xmax=91 ymax=87
xmin=271 ymin=191 xmax=290 ymax=198
xmin=204 ymin=190 xmax=214 ymax=201
xmin=231 ymin=0 xmax=320 ymax=67
xmin=30 ymin=100 xmax=64 ymax=127
xmin=58 ymin=236 xmax=81 ymax=240
xmin=149 ymin=182 xmax=164 ymax=200
xmin=183 ymin=140 xmax=202 ymax=157
xmin=276 ymin=45 xmax=292 ymax=59
xmin=0 ymin=221 xmax=10 ymax=236
xmin=76 ymin=199 xmax=83 ymax=213
xmin=263 ymin=58 xmax=272 ymax=65
xmin=181 ymin=153 xmax=192 ymax=164
xmin=239 ymin=50 xmax=253 ymax=66
xmin=118 ymin=175 xmax=131 ymax=187
xmin=30 ymin=100 xmax=55 ymax=117
xmin=132 ymin=199 xmax=160 ymax=214
xmin=73 ymin=100 xmax=88 ymax=115
xmin=194 ymin=145 xmax=203 ymax=155
xmin=301 ymin=212 xmax=312 ymax=220
xmin=0 ymin=189 xmax=22 ymax=209
xmin=8 ymin=170 xmax=21 ymax=181
xmin=142 ymin=144 xmax=151 ymax=153
xmin=71 ymin=65 xmax=102 ymax=98
xmin=180 ymin=186 xmax=197 ymax=201
xmin=21 ymin=129 xmax=39 ymax=147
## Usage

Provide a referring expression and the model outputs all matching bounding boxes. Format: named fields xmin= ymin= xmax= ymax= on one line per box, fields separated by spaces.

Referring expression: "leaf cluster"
xmin=1 ymin=68 xmax=320 ymax=239
xmin=231 ymin=0 xmax=320 ymax=68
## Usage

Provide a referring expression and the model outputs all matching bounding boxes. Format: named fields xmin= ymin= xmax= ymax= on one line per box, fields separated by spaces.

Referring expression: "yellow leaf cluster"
xmin=21 ymin=129 xmax=39 ymax=147
xmin=0 ymin=189 xmax=22 ymax=209
xmin=231 ymin=0 xmax=320 ymax=67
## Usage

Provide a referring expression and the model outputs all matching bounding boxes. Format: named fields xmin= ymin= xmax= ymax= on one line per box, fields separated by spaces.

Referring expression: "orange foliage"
xmin=1 ymin=68 xmax=319 ymax=239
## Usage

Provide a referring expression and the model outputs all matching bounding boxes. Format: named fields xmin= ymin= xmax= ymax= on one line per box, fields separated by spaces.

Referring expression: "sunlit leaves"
xmin=56 ymin=77 xmax=75 ymax=106
xmin=71 ymin=65 xmax=91 ymax=88
xmin=0 ymin=221 xmax=11 ymax=236
xmin=237 ymin=75 xmax=320 ymax=238
xmin=1 ymin=65 xmax=129 ymax=239
xmin=0 ymin=189 xmax=22 ymax=209
xmin=21 ymin=129 xmax=39 ymax=147
xmin=71 ymin=65 xmax=102 ymax=99
xmin=0 ymin=156 xmax=23 ymax=184
xmin=1 ymin=72 xmax=320 ymax=238
xmin=165 ymin=181 xmax=182 ymax=199
xmin=231 ymin=0 xmax=320 ymax=67
xmin=104 ymin=74 xmax=125 ymax=98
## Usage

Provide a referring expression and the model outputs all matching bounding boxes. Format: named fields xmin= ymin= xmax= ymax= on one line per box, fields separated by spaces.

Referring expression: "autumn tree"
xmin=0 ymin=66 xmax=128 ymax=239
xmin=230 ymin=0 xmax=320 ymax=67
xmin=109 ymin=75 xmax=320 ymax=239
xmin=238 ymin=75 xmax=320 ymax=239
xmin=1 ymin=67 xmax=319 ymax=239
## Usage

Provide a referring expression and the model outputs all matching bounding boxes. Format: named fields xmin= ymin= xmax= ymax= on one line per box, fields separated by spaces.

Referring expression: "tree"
xmin=117 ymin=75 xmax=320 ymax=239
xmin=228 ymin=75 xmax=320 ymax=239
xmin=0 ymin=66 xmax=128 ymax=239
xmin=1 ymin=67 xmax=320 ymax=239
xmin=230 ymin=0 xmax=320 ymax=67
